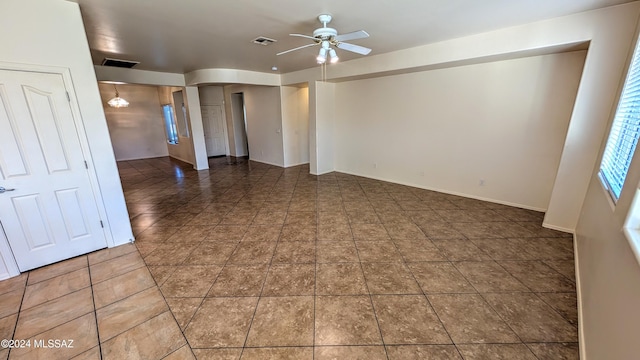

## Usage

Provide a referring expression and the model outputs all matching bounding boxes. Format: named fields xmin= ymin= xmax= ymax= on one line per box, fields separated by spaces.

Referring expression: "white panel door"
xmin=0 ymin=69 xmax=107 ymax=271
xmin=201 ymin=105 xmax=226 ymax=156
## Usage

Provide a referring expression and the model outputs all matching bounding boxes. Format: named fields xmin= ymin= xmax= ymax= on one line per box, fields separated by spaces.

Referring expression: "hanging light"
xmin=317 ymin=47 xmax=328 ymax=64
xmin=317 ymin=41 xmax=332 ymax=64
xmin=107 ymin=84 xmax=129 ymax=108
xmin=329 ymin=48 xmax=339 ymax=63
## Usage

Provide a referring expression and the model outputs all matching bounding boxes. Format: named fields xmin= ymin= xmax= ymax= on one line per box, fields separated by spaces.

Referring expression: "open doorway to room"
xmin=98 ymin=82 xmax=171 ymax=161
xmin=231 ymin=92 xmax=249 ymax=157
xmin=198 ymin=85 xmax=229 ymax=158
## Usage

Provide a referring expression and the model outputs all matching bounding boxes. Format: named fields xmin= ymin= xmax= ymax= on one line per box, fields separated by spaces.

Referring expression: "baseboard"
xmin=115 ymin=154 xmax=170 ymax=161
xmin=335 ymin=169 xmax=547 ymax=212
xmin=168 ymin=155 xmax=194 ymax=166
xmin=284 ymin=161 xmax=310 ymax=168
xmin=541 ymin=222 xmax=575 ymax=234
xmin=574 ymin=233 xmax=587 ymax=360
xmin=249 ymin=158 xmax=285 ymax=168
xmin=311 ymin=168 xmax=335 ymax=176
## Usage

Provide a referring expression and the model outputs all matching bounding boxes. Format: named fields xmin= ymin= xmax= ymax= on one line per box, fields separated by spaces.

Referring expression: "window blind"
xmin=600 ymin=38 xmax=640 ymax=202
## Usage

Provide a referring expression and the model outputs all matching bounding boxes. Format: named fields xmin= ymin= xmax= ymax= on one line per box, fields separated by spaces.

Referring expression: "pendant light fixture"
xmin=107 ymin=84 xmax=129 ymax=108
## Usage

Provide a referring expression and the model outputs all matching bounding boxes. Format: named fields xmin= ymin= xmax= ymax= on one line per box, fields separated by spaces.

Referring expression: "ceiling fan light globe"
xmin=329 ymin=48 xmax=339 ymax=63
xmin=317 ymin=47 xmax=328 ymax=63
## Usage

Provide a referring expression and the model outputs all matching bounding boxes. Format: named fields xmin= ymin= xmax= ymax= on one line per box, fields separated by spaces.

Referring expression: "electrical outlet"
xmin=479 ymin=179 xmax=485 ymax=186
xmin=373 ymin=163 xmax=378 ymax=169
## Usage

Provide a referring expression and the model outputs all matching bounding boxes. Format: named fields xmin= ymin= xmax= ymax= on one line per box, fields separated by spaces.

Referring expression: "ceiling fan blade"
xmin=277 ymin=42 xmax=319 ymax=56
xmin=289 ymin=33 xmax=318 ymax=41
xmin=334 ymin=30 xmax=369 ymax=42
xmin=336 ymin=42 xmax=372 ymax=55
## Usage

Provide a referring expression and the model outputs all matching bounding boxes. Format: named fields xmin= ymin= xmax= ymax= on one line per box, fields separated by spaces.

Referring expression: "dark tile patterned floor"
xmin=0 ymin=156 xmax=579 ymax=359
xmin=123 ymin=156 xmax=579 ymax=359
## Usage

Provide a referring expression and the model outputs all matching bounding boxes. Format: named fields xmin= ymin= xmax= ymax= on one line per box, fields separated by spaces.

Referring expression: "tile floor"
xmin=0 ymin=156 xmax=579 ymax=359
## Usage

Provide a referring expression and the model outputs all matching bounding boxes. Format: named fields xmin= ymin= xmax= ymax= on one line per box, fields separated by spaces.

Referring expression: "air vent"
xmin=252 ymin=36 xmax=277 ymax=46
xmin=101 ymin=58 xmax=140 ymax=68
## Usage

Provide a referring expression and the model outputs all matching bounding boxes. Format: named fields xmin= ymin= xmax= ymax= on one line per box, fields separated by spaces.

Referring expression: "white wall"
xmin=334 ymin=51 xmax=585 ymax=210
xmin=223 ymin=85 xmax=284 ymax=166
xmin=574 ymin=19 xmax=640 ymax=360
xmin=199 ymin=86 xmax=225 ymax=105
xmin=99 ymin=83 xmax=169 ymax=161
xmin=245 ymin=86 xmax=285 ymax=166
xmin=230 ymin=92 xmax=248 ymax=156
xmin=184 ymin=86 xmax=208 ymax=170
xmin=0 ymin=0 xmax=132 ymax=246
xmin=313 ymin=82 xmax=336 ymax=175
xmin=576 ymin=177 xmax=640 ymax=360
xmin=285 ymin=3 xmax=640 ymax=233
xmin=281 ymin=85 xmax=309 ymax=167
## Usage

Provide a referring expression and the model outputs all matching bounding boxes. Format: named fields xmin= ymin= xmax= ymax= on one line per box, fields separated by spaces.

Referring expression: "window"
xmin=172 ymin=90 xmax=190 ymax=138
xmin=600 ymin=37 xmax=640 ymax=202
xmin=162 ymin=104 xmax=178 ymax=144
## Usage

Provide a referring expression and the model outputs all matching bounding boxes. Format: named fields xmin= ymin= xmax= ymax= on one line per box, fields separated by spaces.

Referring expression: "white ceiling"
xmin=69 ymin=0 xmax=636 ymax=74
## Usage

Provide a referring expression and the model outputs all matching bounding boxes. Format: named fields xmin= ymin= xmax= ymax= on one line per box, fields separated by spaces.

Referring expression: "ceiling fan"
xmin=277 ymin=14 xmax=371 ymax=64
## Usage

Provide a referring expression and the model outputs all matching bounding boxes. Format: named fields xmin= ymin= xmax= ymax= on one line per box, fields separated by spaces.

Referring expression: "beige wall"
xmin=0 ymin=0 xmax=132 ymax=246
xmin=99 ymin=83 xmax=169 ymax=161
xmin=223 ymin=85 xmax=285 ymax=166
xmin=158 ymin=86 xmax=196 ymax=165
xmin=575 ymin=21 xmax=640 ymax=360
xmin=285 ymin=3 xmax=640 ymax=235
xmin=281 ymin=85 xmax=310 ymax=167
xmin=334 ymin=51 xmax=585 ymax=210
xmin=313 ymin=82 xmax=336 ymax=175
xmin=199 ymin=86 xmax=225 ymax=106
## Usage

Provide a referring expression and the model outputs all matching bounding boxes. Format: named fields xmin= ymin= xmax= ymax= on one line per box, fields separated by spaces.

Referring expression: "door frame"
xmin=0 ymin=224 xmax=19 ymax=279
xmin=0 ymin=62 xmax=114 ymax=275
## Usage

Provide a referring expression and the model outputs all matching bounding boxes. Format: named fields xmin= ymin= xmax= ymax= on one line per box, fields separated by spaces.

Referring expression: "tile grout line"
xmin=172 ymin=193 xmax=250 ymax=349
xmin=383 ymin=187 xmax=467 ymax=358
xmin=350 ymin=201 xmax=391 ymax=360
xmin=238 ymin=169 xmax=290 ymax=358
xmin=312 ymin=176 xmax=319 ymax=360
xmin=6 ymin=273 xmax=29 ymax=359
xmin=86 ymin=257 xmax=105 ymax=359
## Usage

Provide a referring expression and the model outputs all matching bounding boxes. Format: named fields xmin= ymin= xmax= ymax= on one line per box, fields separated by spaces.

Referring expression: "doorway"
xmin=231 ymin=93 xmax=249 ymax=157
xmin=201 ymin=105 xmax=226 ymax=157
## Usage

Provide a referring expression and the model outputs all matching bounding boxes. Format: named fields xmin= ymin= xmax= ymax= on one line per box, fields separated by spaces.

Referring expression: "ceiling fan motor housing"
xmin=313 ymin=27 xmax=338 ymax=40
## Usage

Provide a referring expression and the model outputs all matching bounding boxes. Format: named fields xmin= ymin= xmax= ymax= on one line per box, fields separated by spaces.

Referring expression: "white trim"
xmin=114 ymin=154 xmax=171 ymax=162
xmin=623 ymin=188 xmax=640 ymax=265
xmin=310 ymin=168 xmax=334 ymax=176
xmin=541 ymin=222 xmax=575 ymax=234
xmin=0 ymin=61 xmax=115 ymax=248
xmin=574 ymin=233 xmax=587 ymax=360
xmin=249 ymin=158 xmax=285 ymax=168
xmin=168 ymin=154 xmax=194 ymax=166
xmin=285 ymin=161 xmax=310 ymax=168
xmin=336 ymin=169 xmax=548 ymax=212
xmin=0 ymin=224 xmax=20 ymax=280
xmin=598 ymin=171 xmax=618 ymax=212
xmin=623 ymin=227 xmax=640 ymax=268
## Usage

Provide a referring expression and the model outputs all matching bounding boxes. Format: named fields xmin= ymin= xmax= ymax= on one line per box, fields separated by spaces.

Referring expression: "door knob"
xmin=0 ymin=187 xmax=15 ymax=193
